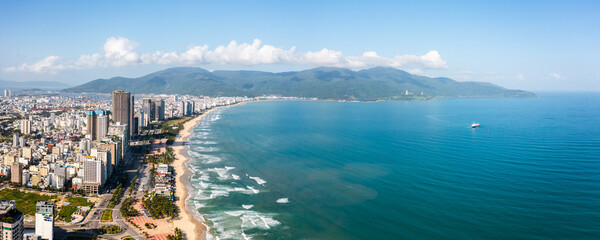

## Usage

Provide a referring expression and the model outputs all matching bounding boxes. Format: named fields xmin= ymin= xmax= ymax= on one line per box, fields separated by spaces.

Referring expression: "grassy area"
xmin=101 ymin=209 xmax=113 ymax=222
xmin=65 ymin=196 xmax=93 ymax=207
xmin=57 ymin=196 xmax=93 ymax=222
xmin=100 ymin=225 xmax=122 ymax=234
xmin=161 ymin=116 xmax=193 ymax=145
xmin=121 ymin=237 xmax=135 ymax=240
xmin=164 ymin=116 xmax=192 ymax=127
xmin=0 ymin=189 xmax=57 ymax=215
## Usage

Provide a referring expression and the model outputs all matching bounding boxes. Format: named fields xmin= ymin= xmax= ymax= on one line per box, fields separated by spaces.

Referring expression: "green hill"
xmin=64 ymin=67 xmax=536 ymax=100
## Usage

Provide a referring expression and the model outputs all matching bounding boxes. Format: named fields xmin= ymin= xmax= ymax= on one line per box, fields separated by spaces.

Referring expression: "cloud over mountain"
xmin=4 ymin=37 xmax=448 ymax=73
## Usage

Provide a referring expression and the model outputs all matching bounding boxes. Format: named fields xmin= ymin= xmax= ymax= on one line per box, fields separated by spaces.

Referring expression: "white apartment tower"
xmin=35 ymin=201 xmax=54 ymax=240
xmin=20 ymin=119 xmax=31 ymax=135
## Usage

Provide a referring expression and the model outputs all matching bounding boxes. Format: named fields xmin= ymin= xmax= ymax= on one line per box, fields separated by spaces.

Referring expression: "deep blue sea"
xmin=185 ymin=93 xmax=600 ymax=240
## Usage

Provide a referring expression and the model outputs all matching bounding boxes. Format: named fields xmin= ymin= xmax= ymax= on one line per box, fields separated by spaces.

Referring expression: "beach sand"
xmin=171 ymin=106 xmax=227 ymax=240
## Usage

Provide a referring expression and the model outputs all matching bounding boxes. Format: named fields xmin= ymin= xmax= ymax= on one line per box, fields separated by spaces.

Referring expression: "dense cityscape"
xmin=0 ymin=88 xmax=259 ymax=239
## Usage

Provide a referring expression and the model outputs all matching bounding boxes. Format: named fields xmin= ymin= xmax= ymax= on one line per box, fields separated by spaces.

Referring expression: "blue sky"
xmin=0 ymin=0 xmax=598 ymax=91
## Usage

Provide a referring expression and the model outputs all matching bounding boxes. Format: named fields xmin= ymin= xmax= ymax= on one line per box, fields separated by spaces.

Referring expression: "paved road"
xmin=54 ymin=150 xmax=145 ymax=239
xmin=108 ymin=152 xmax=145 ymax=239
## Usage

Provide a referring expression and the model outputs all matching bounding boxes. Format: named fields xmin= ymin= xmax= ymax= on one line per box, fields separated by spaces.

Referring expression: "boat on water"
xmin=471 ymin=122 xmax=480 ymax=128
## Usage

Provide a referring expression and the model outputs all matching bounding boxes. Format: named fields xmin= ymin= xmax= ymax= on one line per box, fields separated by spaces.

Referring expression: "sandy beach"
xmin=170 ymin=106 xmax=227 ymax=240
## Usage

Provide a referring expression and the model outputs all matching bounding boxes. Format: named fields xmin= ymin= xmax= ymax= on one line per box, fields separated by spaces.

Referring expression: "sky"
xmin=0 ymin=0 xmax=599 ymax=91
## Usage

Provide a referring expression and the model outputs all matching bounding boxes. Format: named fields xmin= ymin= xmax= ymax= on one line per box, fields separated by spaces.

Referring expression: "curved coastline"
xmin=171 ymin=104 xmax=243 ymax=240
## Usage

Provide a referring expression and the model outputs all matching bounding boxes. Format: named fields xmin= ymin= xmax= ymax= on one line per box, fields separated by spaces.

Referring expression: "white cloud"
xmin=3 ymin=37 xmax=448 ymax=73
xmin=103 ymin=37 xmax=140 ymax=66
xmin=4 ymin=56 xmax=67 ymax=73
xmin=549 ymin=73 xmax=563 ymax=80
xmin=516 ymin=73 xmax=525 ymax=80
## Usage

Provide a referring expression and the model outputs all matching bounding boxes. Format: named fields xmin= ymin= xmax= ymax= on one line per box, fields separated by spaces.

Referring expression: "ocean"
xmin=184 ymin=93 xmax=600 ymax=240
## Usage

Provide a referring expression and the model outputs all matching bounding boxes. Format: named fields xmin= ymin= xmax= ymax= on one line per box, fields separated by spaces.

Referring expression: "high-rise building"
xmin=21 ymin=147 xmax=32 ymax=160
xmin=129 ymin=95 xmax=135 ymax=136
xmin=155 ymin=99 xmax=165 ymax=121
xmin=82 ymin=157 xmax=101 ymax=194
xmin=3 ymin=89 xmax=11 ymax=98
xmin=12 ymin=133 xmax=18 ymax=147
xmin=97 ymin=113 xmax=109 ymax=140
xmin=111 ymin=90 xmax=134 ymax=137
xmin=20 ymin=120 xmax=31 ymax=135
xmin=11 ymin=163 xmax=22 ymax=185
xmin=94 ymin=149 xmax=111 ymax=183
xmin=99 ymin=141 xmax=119 ymax=170
xmin=142 ymin=98 xmax=155 ymax=122
xmin=35 ymin=201 xmax=54 ymax=240
xmin=21 ymin=170 xmax=30 ymax=186
xmin=179 ymin=101 xmax=185 ymax=116
xmin=86 ymin=111 xmax=97 ymax=140
xmin=132 ymin=116 xmax=138 ymax=135
xmin=184 ymin=101 xmax=195 ymax=116
xmin=139 ymin=111 xmax=147 ymax=128
xmin=0 ymin=201 xmax=23 ymax=240
xmin=87 ymin=110 xmax=109 ymax=141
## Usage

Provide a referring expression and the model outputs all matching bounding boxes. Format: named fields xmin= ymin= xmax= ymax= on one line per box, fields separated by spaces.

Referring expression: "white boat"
xmin=471 ymin=122 xmax=480 ymax=128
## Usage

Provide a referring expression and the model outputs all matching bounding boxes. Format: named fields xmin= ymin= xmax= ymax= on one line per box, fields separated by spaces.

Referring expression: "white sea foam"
xmin=199 ymin=181 xmax=209 ymax=189
xmin=225 ymin=210 xmax=245 ymax=217
xmin=248 ymin=176 xmax=267 ymax=185
xmin=210 ymin=189 xmax=230 ymax=199
xmin=198 ymin=174 xmax=210 ymax=181
xmin=276 ymin=198 xmax=289 ymax=204
xmin=194 ymin=146 xmax=219 ymax=152
xmin=202 ymin=155 xmax=222 ymax=164
xmin=194 ymin=191 xmax=211 ymax=201
xmin=231 ymin=174 xmax=240 ymax=180
xmin=242 ymin=205 xmax=254 ymax=209
xmin=247 ymin=186 xmax=260 ymax=194
xmin=194 ymin=202 xmax=206 ymax=209
xmin=241 ymin=231 xmax=250 ymax=240
xmin=240 ymin=211 xmax=281 ymax=230
xmin=208 ymin=167 xmax=233 ymax=179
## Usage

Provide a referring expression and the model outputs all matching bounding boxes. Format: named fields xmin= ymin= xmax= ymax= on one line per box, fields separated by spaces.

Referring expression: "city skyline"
xmin=0 ymin=1 xmax=599 ymax=91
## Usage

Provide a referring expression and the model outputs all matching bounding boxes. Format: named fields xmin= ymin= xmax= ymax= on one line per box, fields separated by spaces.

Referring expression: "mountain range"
xmin=64 ymin=67 xmax=536 ymax=100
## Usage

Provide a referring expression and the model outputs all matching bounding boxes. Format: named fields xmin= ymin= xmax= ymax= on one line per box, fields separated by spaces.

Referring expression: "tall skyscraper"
xmin=94 ymin=149 xmax=111 ymax=183
xmin=35 ymin=201 xmax=54 ymax=240
xmin=97 ymin=113 xmax=109 ymax=140
xmin=155 ymin=99 xmax=165 ymax=121
xmin=112 ymin=90 xmax=134 ymax=137
xmin=20 ymin=119 xmax=31 ymax=134
xmin=132 ymin=116 xmax=139 ymax=135
xmin=12 ymin=133 xmax=18 ymax=147
xmin=87 ymin=110 xmax=109 ymax=140
xmin=82 ymin=157 xmax=101 ymax=194
xmin=142 ymin=98 xmax=155 ymax=122
xmin=11 ymin=163 xmax=22 ymax=185
xmin=0 ymin=201 xmax=23 ymax=240
xmin=139 ymin=111 xmax=146 ymax=128
xmin=129 ymin=95 xmax=135 ymax=136
xmin=86 ymin=111 xmax=97 ymax=140
xmin=3 ymin=89 xmax=11 ymax=98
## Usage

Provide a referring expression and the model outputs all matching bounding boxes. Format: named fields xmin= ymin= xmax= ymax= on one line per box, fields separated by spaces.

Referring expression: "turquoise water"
xmin=185 ymin=93 xmax=600 ymax=239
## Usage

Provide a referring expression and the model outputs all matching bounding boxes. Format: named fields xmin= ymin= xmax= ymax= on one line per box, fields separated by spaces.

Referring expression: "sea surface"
xmin=185 ymin=93 xmax=600 ymax=240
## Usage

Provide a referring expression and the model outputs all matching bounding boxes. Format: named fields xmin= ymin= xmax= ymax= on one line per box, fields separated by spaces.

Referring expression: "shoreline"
xmin=171 ymin=104 xmax=240 ymax=240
